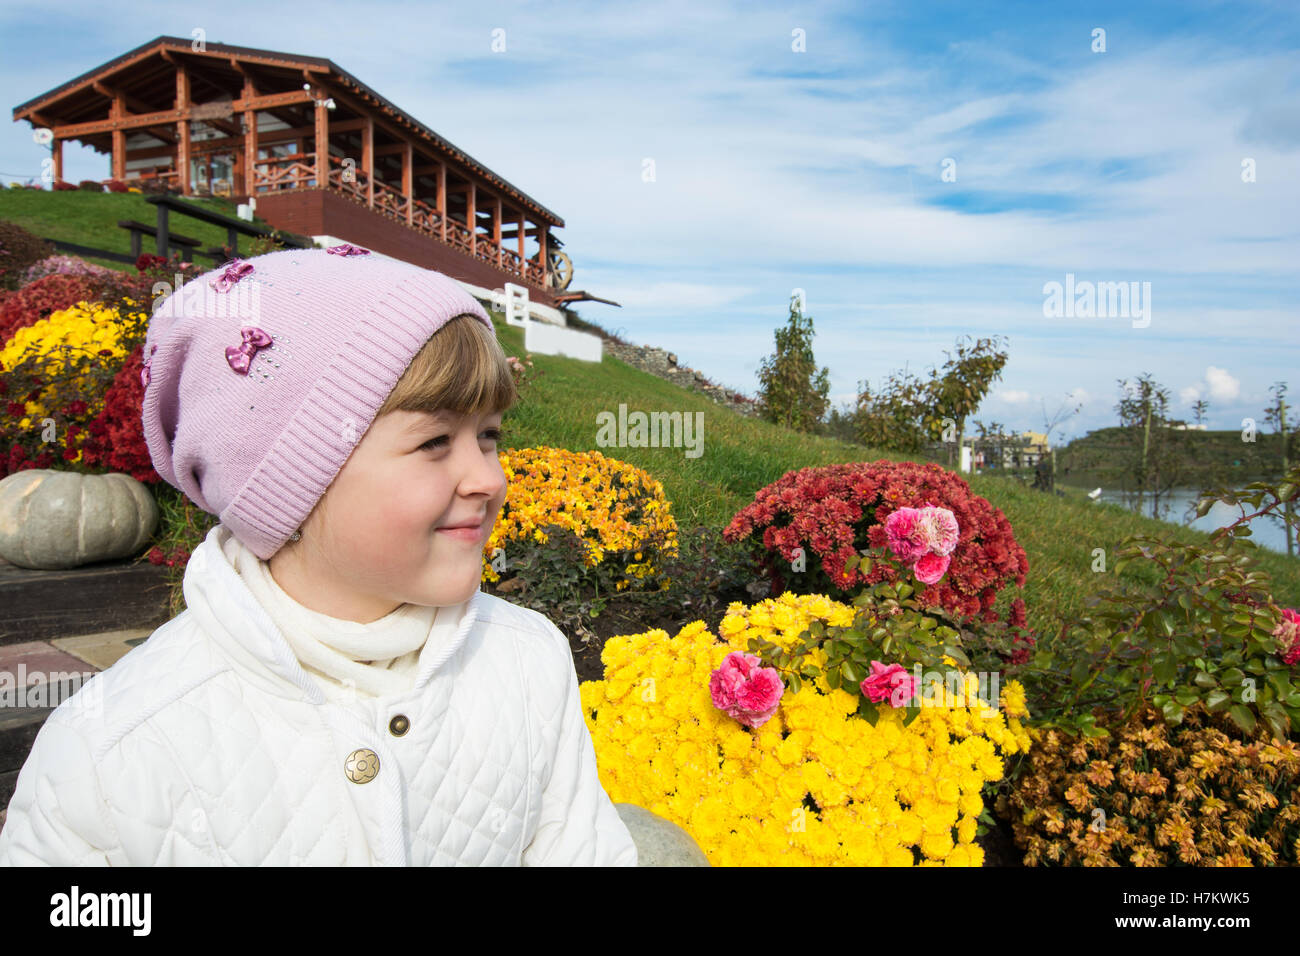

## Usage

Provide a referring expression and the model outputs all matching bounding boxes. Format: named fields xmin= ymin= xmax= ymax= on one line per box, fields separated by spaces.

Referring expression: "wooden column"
xmin=493 ymin=197 xmax=503 ymax=267
xmin=517 ymin=211 xmax=525 ymax=274
xmin=437 ymin=163 xmax=446 ymax=241
xmin=539 ymin=228 xmax=548 ymax=287
xmin=314 ymin=98 xmax=328 ymax=188
xmin=52 ymin=139 xmax=63 ymax=183
xmin=403 ymin=141 xmax=413 ymax=225
xmin=111 ymin=92 xmax=126 ymax=181
xmin=363 ymin=115 xmax=374 ymax=208
xmin=176 ymin=66 xmax=191 ymax=193
xmin=242 ymin=76 xmax=257 ymax=200
xmin=467 ymin=181 xmax=476 ymax=255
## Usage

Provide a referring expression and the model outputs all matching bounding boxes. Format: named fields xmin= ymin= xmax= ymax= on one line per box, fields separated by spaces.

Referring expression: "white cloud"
xmin=610 ymin=281 xmax=755 ymax=310
xmin=1204 ymin=366 xmax=1241 ymax=401
xmin=1179 ymin=386 xmax=1201 ymax=405
xmin=996 ymin=389 xmax=1032 ymax=404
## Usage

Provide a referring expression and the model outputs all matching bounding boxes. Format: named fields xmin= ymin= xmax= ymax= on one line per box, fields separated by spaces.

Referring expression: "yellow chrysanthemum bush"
xmin=481 ymin=447 xmax=680 ymax=636
xmin=580 ymin=588 xmax=1033 ymax=866
xmin=1 ymin=298 xmax=148 ymax=474
xmin=1 ymin=301 xmax=133 ymax=421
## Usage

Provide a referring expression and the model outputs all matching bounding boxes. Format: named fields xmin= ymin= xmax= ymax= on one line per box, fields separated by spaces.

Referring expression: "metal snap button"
xmin=345 ymin=748 xmax=380 ymax=784
xmin=389 ymin=715 xmax=410 ymax=737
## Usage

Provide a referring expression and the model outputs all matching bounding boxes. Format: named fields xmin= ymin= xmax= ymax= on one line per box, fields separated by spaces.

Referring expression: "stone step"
xmin=0 ymin=554 xmax=173 ymax=646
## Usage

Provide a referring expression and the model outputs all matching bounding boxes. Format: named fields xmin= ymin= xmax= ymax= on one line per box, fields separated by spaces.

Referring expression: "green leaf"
xmin=1161 ymin=699 xmax=1185 ymax=724
xmin=1192 ymin=670 xmax=1218 ymax=689
xmin=1204 ymin=690 xmax=1232 ymax=712
xmin=1174 ymin=687 xmax=1199 ymax=707
xmin=1153 ymin=652 xmax=1177 ymax=686
xmin=1228 ymin=705 xmax=1256 ymax=734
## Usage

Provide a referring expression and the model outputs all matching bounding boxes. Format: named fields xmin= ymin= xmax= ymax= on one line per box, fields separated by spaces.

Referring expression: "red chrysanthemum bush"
xmin=723 ymin=460 xmax=1033 ymax=660
xmin=77 ymin=342 xmax=160 ymax=484
xmin=0 ymin=273 xmax=101 ymax=345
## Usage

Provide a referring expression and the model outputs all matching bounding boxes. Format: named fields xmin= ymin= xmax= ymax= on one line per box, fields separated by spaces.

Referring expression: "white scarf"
xmin=224 ymin=531 xmax=464 ymax=702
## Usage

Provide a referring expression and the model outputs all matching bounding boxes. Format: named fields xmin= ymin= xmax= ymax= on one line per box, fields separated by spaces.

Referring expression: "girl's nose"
xmin=458 ymin=438 xmax=506 ymax=497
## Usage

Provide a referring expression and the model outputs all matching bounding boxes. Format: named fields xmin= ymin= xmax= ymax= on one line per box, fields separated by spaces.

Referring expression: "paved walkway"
xmin=0 ymin=628 xmax=152 ymax=840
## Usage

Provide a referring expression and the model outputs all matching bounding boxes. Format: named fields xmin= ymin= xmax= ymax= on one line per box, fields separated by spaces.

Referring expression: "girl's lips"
xmin=437 ymin=522 xmax=486 ymax=542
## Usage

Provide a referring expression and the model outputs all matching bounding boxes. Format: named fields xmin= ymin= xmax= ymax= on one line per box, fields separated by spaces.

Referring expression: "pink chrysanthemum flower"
xmin=884 ymin=507 xmax=929 ymax=563
xmin=1274 ymin=608 xmax=1300 ymax=666
xmin=916 ymin=506 xmax=959 ymax=556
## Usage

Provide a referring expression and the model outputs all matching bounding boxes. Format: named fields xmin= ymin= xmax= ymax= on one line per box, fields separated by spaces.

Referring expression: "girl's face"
xmin=268 ymin=407 xmax=508 ymax=623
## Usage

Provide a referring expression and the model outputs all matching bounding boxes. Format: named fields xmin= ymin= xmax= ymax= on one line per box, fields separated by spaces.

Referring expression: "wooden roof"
xmin=12 ymin=35 xmax=564 ymax=227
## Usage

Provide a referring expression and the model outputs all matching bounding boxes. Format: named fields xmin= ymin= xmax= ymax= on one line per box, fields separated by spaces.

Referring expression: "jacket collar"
xmin=182 ymin=524 xmax=484 ymax=704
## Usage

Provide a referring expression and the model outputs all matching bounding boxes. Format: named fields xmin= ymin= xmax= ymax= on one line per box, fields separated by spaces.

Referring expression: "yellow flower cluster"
xmin=1 ymin=302 xmax=129 ymax=429
xmin=484 ymin=446 xmax=679 ymax=590
xmin=579 ymin=591 xmax=1033 ymax=866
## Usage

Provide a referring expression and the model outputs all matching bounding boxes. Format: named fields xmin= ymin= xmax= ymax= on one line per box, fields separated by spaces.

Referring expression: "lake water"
xmin=1089 ymin=487 xmax=1297 ymax=558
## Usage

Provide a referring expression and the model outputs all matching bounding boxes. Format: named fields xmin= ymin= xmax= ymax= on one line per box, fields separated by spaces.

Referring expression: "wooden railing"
xmin=410 ymin=197 xmax=443 ymax=234
xmin=473 ymin=236 xmax=499 ymax=267
xmin=444 ymin=220 xmax=472 ymax=254
xmin=249 ymin=155 xmax=551 ymax=290
xmin=327 ymin=154 xmax=369 ymax=202
xmin=253 ymin=154 xmax=317 ymax=192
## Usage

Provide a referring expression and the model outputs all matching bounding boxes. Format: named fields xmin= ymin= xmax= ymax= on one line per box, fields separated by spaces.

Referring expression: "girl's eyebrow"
xmin=401 ymin=411 xmax=452 ymax=433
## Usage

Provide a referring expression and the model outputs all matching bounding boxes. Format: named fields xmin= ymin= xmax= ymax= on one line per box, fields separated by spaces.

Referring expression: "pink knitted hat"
xmin=140 ymin=244 xmax=493 ymax=560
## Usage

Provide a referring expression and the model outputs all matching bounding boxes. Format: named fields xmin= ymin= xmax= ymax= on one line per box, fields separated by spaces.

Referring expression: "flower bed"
xmin=580 ymin=592 xmax=1032 ymax=866
xmin=1000 ymin=702 xmax=1300 ymax=865
xmin=723 ymin=460 xmax=1031 ymax=654
xmin=486 ymin=446 xmax=679 ymax=591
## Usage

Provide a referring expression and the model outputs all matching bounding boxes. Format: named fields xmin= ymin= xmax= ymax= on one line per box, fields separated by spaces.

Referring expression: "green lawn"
xmin=0 ymin=188 xmax=281 ymax=271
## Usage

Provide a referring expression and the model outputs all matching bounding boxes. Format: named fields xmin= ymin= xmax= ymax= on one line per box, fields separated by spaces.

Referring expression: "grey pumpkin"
xmin=0 ymin=469 xmax=159 ymax=570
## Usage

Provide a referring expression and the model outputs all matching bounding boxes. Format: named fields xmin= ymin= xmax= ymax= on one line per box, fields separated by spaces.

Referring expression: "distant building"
xmin=963 ymin=430 xmax=1050 ymax=469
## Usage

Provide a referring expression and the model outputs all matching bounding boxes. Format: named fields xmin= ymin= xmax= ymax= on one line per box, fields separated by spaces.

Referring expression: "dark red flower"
xmin=724 ymin=459 xmax=1029 ymax=630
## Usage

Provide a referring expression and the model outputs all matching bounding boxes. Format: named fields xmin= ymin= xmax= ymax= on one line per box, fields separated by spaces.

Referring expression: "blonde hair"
xmin=377 ymin=313 xmax=518 ymax=419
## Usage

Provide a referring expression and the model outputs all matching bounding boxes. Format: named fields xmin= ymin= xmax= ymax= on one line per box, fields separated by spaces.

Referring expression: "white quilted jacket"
xmin=0 ymin=525 xmax=637 ymax=866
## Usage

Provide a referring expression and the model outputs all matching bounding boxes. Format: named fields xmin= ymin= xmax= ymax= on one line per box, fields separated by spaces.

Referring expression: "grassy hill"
xmin=485 ymin=312 xmax=1300 ymax=643
xmin=0 ymin=188 xmax=288 ymax=270
xmin=5 ymin=187 xmax=1298 ymax=645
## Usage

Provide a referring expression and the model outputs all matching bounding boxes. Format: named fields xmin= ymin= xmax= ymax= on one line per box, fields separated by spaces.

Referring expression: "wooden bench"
xmin=116 ymin=219 xmax=211 ymax=263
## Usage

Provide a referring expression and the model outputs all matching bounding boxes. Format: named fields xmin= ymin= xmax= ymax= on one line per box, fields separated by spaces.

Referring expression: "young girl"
xmin=0 ymin=245 xmax=638 ymax=866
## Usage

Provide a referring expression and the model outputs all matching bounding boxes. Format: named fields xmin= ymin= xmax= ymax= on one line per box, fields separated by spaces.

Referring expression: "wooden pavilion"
xmin=12 ymin=35 xmax=576 ymax=309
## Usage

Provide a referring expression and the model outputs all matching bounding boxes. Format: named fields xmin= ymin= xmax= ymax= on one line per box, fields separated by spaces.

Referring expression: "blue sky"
xmin=2 ymin=0 xmax=1297 ymax=447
